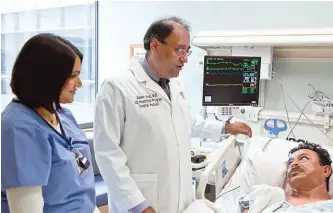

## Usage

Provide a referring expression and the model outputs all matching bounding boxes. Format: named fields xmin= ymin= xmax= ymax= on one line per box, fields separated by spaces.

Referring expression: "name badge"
xmin=134 ymin=93 xmax=163 ymax=108
xmin=73 ymin=149 xmax=90 ymax=174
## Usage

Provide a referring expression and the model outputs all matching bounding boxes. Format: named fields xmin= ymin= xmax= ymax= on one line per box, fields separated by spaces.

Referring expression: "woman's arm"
xmin=7 ymin=186 xmax=44 ymax=213
xmin=7 ymin=187 xmax=103 ymax=213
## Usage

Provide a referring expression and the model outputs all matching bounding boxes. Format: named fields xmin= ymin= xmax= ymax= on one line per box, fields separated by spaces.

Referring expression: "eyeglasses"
xmin=160 ymin=40 xmax=192 ymax=57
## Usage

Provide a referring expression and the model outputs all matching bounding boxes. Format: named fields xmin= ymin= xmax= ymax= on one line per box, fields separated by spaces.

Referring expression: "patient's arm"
xmin=242 ymin=210 xmax=249 ymax=213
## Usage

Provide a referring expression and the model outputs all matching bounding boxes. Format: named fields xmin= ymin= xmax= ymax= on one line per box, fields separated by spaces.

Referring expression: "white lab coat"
xmin=94 ymin=56 xmax=224 ymax=213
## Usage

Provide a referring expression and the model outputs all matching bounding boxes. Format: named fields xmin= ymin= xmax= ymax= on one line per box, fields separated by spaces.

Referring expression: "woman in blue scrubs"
xmin=1 ymin=34 xmax=97 ymax=213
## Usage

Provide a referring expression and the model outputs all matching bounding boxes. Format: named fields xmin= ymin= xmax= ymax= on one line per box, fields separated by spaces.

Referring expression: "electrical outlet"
xmin=324 ymin=115 xmax=330 ymax=129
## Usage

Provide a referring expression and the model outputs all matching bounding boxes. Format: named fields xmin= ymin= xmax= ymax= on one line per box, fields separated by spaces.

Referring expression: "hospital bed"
xmin=184 ymin=135 xmax=333 ymax=213
xmin=85 ymin=130 xmax=333 ymax=212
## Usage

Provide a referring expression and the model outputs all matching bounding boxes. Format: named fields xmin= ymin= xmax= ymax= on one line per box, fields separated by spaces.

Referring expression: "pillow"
xmin=248 ymin=151 xmax=287 ymax=187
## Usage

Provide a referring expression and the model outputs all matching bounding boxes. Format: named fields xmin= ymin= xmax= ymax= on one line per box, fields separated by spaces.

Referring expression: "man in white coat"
xmin=94 ymin=16 xmax=252 ymax=213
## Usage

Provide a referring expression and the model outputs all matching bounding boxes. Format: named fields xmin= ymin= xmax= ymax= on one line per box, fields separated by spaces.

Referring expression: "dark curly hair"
xmin=289 ymin=142 xmax=332 ymax=191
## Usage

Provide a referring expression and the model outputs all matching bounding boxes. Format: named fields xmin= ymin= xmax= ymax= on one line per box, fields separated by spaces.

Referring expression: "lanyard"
xmin=12 ymin=99 xmax=91 ymax=172
xmin=12 ymin=99 xmax=73 ymax=150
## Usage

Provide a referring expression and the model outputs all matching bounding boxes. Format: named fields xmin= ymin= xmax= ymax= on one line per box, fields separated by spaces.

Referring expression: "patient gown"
xmin=269 ymin=200 xmax=333 ymax=213
xmin=239 ymin=184 xmax=333 ymax=213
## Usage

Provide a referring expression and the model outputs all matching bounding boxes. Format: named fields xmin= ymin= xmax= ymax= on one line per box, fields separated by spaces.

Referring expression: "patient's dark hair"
xmin=289 ymin=142 xmax=332 ymax=191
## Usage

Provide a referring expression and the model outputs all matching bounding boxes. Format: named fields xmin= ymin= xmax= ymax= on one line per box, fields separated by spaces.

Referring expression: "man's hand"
xmin=225 ymin=121 xmax=252 ymax=137
xmin=142 ymin=206 xmax=156 ymax=213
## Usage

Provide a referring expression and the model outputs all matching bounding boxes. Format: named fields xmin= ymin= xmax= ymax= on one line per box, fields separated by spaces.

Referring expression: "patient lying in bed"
xmin=239 ymin=142 xmax=333 ymax=213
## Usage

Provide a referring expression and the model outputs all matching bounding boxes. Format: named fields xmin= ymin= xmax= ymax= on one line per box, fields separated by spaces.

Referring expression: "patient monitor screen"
xmin=202 ymin=56 xmax=261 ymax=106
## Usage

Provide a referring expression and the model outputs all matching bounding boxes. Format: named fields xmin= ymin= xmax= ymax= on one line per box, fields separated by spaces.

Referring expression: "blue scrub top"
xmin=1 ymin=100 xmax=96 ymax=213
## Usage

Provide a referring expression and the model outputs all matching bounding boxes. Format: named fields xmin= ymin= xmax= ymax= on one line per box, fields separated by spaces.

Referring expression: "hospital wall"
xmin=98 ymin=1 xmax=333 ymax=146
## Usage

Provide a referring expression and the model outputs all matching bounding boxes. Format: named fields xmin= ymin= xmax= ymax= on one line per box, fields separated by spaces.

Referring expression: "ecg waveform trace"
xmin=205 ymin=58 xmax=259 ymax=72
xmin=206 ymin=67 xmax=244 ymax=71
xmin=206 ymin=61 xmax=243 ymax=66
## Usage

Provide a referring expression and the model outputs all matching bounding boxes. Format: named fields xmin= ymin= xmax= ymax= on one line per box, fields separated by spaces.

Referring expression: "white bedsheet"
xmin=238 ymin=184 xmax=285 ymax=212
xmin=268 ymin=200 xmax=333 ymax=213
xmin=239 ymin=184 xmax=333 ymax=213
xmin=213 ymin=185 xmax=285 ymax=213
xmin=182 ymin=184 xmax=333 ymax=213
xmin=182 ymin=199 xmax=221 ymax=213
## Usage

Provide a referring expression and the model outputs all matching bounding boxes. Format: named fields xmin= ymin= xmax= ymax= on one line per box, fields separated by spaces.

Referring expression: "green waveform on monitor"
xmin=206 ymin=61 xmax=243 ymax=66
xmin=206 ymin=59 xmax=259 ymax=70
xmin=206 ymin=67 xmax=244 ymax=71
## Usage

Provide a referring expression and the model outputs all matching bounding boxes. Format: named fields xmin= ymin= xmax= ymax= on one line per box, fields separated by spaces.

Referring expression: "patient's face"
xmin=287 ymin=149 xmax=330 ymax=190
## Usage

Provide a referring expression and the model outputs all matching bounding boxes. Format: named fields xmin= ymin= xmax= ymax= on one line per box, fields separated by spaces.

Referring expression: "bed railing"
xmin=196 ymin=135 xmax=242 ymax=200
